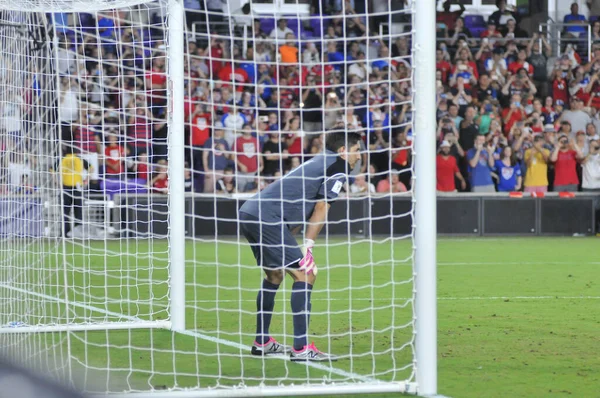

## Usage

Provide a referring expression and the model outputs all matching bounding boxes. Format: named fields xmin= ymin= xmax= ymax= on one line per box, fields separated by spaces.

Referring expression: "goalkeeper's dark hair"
xmin=325 ymin=131 xmax=362 ymax=153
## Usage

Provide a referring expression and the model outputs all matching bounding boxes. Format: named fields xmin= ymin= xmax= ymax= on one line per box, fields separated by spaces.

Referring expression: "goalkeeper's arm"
xmin=299 ymin=201 xmax=331 ymax=275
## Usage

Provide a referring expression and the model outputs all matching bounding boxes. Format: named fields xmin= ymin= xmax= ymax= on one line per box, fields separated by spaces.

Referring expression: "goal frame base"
xmin=94 ymin=381 xmax=417 ymax=398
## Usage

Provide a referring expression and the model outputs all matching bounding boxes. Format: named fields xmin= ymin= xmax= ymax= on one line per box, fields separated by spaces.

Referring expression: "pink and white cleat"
xmin=290 ymin=342 xmax=338 ymax=362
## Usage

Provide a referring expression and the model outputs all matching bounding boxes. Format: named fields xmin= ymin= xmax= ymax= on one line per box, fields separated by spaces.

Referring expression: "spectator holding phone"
xmin=494 ymin=146 xmax=522 ymax=191
xmin=551 ymin=134 xmax=584 ymax=192
xmin=523 ymin=135 xmax=551 ymax=193
xmin=467 ymin=134 xmax=495 ymax=192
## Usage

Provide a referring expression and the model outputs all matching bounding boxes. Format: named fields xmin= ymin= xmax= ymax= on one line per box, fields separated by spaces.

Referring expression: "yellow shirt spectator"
xmin=524 ymin=147 xmax=550 ymax=187
xmin=59 ymin=153 xmax=89 ymax=188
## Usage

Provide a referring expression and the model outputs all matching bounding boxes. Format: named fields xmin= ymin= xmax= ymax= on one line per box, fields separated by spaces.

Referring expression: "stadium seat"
xmin=286 ymin=18 xmax=301 ymax=37
xmin=260 ymin=18 xmax=275 ymax=35
xmin=469 ymin=27 xmax=486 ymax=38
xmin=590 ymin=15 xmax=599 ymax=22
xmin=464 ymin=15 xmax=486 ymax=29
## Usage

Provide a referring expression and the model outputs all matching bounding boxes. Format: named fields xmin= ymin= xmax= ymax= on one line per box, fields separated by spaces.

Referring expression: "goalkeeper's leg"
xmin=251 ymin=269 xmax=289 ymax=356
xmin=287 ymin=269 xmax=338 ymax=362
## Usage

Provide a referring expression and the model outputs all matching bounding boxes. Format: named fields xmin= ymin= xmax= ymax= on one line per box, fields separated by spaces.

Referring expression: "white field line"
xmin=0 ymin=283 xmax=376 ymax=384
xmin=168 ymin=296 xmax=600 ymax=305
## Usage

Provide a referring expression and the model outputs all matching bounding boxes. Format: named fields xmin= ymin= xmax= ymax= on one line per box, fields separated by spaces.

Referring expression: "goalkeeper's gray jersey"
xmin=239 ymin=150 xmax=349 ymax=226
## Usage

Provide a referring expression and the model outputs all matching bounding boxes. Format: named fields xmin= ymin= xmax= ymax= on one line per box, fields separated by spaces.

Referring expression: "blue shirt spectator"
xmin=494 ymin=159 xmax=522 ymax=192
xmin=563 ymin=3 xmax=587 ymax=35
xmin=467 ymin=136 xmax=495 ymax=192
xmin=203 ymin=134 xmax=230 ymax=171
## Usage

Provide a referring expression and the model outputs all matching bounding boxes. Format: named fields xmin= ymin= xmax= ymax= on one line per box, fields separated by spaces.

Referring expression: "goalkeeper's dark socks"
xmin=291 ymin=281 xmax=313 ymax=351
xmin=255 ymin=279 xmax=280 ymax=345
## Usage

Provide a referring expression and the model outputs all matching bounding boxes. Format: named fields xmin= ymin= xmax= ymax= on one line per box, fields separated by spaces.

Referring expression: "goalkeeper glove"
xmin=299 ymin=239 xmax=317 ymax=275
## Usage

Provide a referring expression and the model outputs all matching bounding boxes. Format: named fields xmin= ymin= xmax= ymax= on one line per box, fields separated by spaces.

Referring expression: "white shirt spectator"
xmin=582 ymin=152 xmax=600 ymax=189
xmin=221 ymin=112 xmax=247 ymax=147
xmin=59 ymin=88 xmax=80 ymax=122
xmin=485 ymin=57 xmax=508 ymax=75
xmin=348 ymin=62 xmax=371 ymax=80
xmin=270 ymin=26 xmax=294 ymax=41
xmin=561 ymin=109 xmax=592 ymax=138
xmin=350 ymin=174 xmax=375 ymax=195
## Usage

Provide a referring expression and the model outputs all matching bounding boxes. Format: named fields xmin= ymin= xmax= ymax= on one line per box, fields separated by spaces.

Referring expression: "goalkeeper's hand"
xmin=299 ymin=239 xmax=317 ymax=275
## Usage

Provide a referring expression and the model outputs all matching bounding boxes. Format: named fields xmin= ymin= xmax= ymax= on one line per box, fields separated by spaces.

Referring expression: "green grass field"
xmin=6 ymin=237 xmax=600 ymax=397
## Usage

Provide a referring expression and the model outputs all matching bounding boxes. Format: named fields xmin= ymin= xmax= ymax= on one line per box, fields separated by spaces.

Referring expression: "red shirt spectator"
xmin=436 ymin=49 xmax=452 ymax=85
xmin=552 ymin=76 xmax=569 ymax=105
xmin=436 ymin=152 xmax=460 ymax=191
xmin=501 ymin=96 xmax=526 ymax=134
xmin=508 ymin=49 xmax=534 ymax=75
xmin=553 ymin=148 xmax=580 ymax=187
xmin=74 ymin=126 xmax=99 ymax=154
xmin=190 ymin=109 xmax=211 ymax=147
xmin=137 ymin=156 xmax=150 ymax=182
xmin=218 ymin=64 xmax=249 ymax=92
xmin=104 ymin=137 xmax=126 ymax=175
xmin=209 ymin=40 xmax=225 ymax=76
xmin=233 ymin=128 xmax=260 ymax=173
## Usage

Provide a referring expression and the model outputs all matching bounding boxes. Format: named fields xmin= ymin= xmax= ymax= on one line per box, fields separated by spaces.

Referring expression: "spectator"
xmin=270 ymin=19 xmax=293 ymax=41
xmin=563 ymin=2 xmax=587 ymax=38
xmin=448 ymin=17 xmax=472 ymax=47
xmin=551 ymin=134 xmax=584 ymax=191
xmin=218 ymin=61 xmax=250 ymax=93
xmin=127 ymin=107 xmax=153 ymax=158
xmin=459 ymin=105 xmax=479 ymax=151
xmin=215 ymin=166 xmax=237 ymax=194
xmin=523 ymin=135 xmax=551 ymax=193
xmin=104 ymin=134 xmax=126 ymax=180
xmin=202 ymin=123 xmax=231 ymax=193
xmin=376 ymin=171 xmax=408 ymax=193
xmin=436 ymin=0 xmax=466 ymax=33
xmin=582 ymin=139 xmax=600 ymax=191
xmin=526 ymin=34 xmax=552 ymax=97
xmin=284 ymin=116 xmax=305 ymax=157
xmin=467 ymin=134 xmax=495 ymax=192
xmin=502 ymin=17 xmax=528 ymax=39
xmin=151 ymin=162 xmax=168 ymax=193
xmin=485 ymin=47 xmax=508 ymax=82
xmin=494 ymin=146 xmax=522 ymax=192
xmin=262 ymin=132 xmax=288 ymax=176
xmin=508 ymin=49 xmax=534 ymax=76
xmin=488 ymin=0 xmax=519 ymax=28
xmin=501 ymin=94 xmax=527 ymax=135
xmin=233 ymin=123 xmax=261 ymax=192
xmin=135 ymin=152 xmax=150 ymax=184
xmin=279 ymin=33 xmax=299 ymax=64
xmin=350 ymin=174 xmax=375 ymax=195
xmin=560 ymin=97 xmax=592 ymax=139
xmin=480 ymin=21 xmax=503 ymax=45
xmin=221 ymin=108 xmax=247 ymax=147
xmin=437 ymin=140 xmax=466 ymax=192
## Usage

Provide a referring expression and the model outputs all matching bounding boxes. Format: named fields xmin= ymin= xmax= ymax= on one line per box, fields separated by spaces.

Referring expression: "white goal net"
xmin=0 ymin=0 xmax=437 ymax=396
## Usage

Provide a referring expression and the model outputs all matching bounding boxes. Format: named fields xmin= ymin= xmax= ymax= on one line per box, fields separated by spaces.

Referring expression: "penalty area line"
xmin=177 ymin=329 xmax=378 ymax=384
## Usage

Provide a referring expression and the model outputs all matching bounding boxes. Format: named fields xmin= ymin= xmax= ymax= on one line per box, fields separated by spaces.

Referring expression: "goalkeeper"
xmin=239 ymin=132 xmax=362 ymax=362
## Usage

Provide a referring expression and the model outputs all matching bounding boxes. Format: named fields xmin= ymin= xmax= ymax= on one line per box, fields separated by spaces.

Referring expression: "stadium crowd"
xmin=26 ymin=0 xmax=600 ymax=197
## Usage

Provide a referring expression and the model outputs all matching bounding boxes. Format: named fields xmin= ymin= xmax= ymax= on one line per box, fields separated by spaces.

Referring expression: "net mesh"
xmin=0 ymin=0 xmax=419 ymax=394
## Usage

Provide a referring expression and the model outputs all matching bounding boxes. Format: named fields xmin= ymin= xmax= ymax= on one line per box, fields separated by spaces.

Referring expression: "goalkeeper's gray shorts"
xmin=239 ymin=212 xmax=302 ymax=269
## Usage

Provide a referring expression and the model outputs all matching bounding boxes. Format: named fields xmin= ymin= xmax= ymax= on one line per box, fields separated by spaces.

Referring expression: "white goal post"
xmin=0 ymin=0 xmax=437 ymax=396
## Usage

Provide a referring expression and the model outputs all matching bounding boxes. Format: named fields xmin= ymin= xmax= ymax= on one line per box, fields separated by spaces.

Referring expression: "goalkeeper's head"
xmin=326 ymin=131 xmax=362 ymax=169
